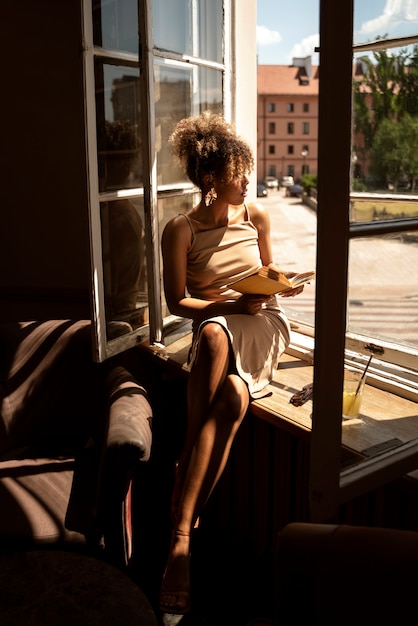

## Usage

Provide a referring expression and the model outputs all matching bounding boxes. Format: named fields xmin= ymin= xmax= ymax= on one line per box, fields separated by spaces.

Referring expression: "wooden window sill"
xmin=139 ymin=333 xmax=418 ymax=475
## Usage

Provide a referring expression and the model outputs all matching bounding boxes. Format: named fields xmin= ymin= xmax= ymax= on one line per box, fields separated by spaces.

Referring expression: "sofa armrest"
xmin=105 ymin=365 xmax=153 ymax=463
xmin=98 ymin=365 xmax=153 ymax=568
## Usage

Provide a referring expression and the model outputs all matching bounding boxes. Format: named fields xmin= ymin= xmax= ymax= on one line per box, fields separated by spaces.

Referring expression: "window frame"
xmin=82 ymin=0 xmax=233 ymax=361
xmin=309 ymin=0 xmax=418 ymax=522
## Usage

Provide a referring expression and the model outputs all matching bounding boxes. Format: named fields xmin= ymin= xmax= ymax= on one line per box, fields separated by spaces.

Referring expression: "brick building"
xmin=257 ymin=58 xmax=319 ymax=184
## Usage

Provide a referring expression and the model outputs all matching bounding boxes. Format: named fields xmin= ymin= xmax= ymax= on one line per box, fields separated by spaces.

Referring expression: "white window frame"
xmin=309 ymin=0 xmax=418 ymax=522
xmin=81 ymin=0 xmax=238 ymax=361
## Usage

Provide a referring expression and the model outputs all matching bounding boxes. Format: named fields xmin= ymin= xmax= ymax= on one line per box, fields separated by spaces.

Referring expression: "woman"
xmin=160 ymin=111 xmax=304 ymax=615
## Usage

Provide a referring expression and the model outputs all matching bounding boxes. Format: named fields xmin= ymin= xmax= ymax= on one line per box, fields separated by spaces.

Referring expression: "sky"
xmin=256 ymin=0 xmax=418 ymax=65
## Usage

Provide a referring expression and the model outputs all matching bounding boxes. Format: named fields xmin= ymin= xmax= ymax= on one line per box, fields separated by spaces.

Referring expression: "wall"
xmin=232 ymin=0 xmax=258 ymax=198
xmin=1 ymin=0 xmax=92 ymax=320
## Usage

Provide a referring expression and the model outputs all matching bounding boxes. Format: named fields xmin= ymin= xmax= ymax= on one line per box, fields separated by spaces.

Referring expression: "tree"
xmin=353 ymin=40 xmax=418 ymax=189
xmin=370 ymin=114 xmax=418 ymax=189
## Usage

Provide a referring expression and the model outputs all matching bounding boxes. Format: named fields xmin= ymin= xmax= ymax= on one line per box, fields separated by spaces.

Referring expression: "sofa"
xmin=275 ymin=521 xmax=418 ymax=625
xmin=0 ymin=319 xmax=153 ymax=569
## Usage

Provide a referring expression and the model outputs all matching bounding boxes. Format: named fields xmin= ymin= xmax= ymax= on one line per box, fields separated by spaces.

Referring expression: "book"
xmin=229 ymin=266 xmax=315 ymax=295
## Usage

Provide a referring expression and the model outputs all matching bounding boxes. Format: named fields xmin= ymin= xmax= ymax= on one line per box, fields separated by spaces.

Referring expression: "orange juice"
xmin=342 ymin=368 xmax=365 ymax=419
xmin=342 ymin=389 xmax=362 ymax=418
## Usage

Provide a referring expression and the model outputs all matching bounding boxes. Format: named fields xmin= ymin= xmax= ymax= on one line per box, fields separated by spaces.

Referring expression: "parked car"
xmin=257 ymin=183 xmax=268 ymax=197
xmin=280 ymin=176 xmax=294 ymax=188
xmin=286 ymin=184 xmax=303 ymax=197
xmin=264 ymin=176 xmax=279 ymax=189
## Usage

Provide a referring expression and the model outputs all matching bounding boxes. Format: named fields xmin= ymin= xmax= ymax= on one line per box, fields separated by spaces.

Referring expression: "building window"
xmin=287 ymin=145 xmax=294 ymax=154
xmin=287 ymin=122 xmax=294 ymax=134
xmin=302 ymin=122 xmax=309 ymax=134
xmin=303 ymin=103 xmax=309 ymax=113
xmin=268 ymin=102 xmax=275 ymax=113
xmin=268 ymin=122 xmax=276 ymax=134
xmin=269 ymin=145 xmax=275 ymax=154
xmin=287 ymin=103 xmax=294 ymax=112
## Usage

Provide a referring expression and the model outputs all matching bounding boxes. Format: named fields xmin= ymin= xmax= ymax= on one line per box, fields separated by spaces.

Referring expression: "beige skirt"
xmin=187 ymin=301 xmax=291 ymax=399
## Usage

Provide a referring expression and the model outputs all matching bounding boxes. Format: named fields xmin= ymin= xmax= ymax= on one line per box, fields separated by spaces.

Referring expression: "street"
xmin=258 ymin=188 xmax=418 ymax=346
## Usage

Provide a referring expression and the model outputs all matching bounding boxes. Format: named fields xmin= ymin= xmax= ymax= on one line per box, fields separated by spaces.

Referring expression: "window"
xmin=287 ymin=145 xmax=294 ymax=154
xmin=287 ymin=103 xmax=294 ymax=112
xmin=269 ymin=145 xmax=275 ymax=154
xmin=83 ymin=0 xmax=232 ymax=360
xmin=302 ymin=122 xmax=309 ymax=134
xmin=309 ymin=0 xmax=418 ymax=522
xmin=287 ymin=122 xmax=294 ymax=134
xmin=303 ymin=103 xmax=309 ymax=112
xmin=268 ymin=122 xmax=276 ymax=134
xmin=268 ymin=102 xmax=276 ymax=113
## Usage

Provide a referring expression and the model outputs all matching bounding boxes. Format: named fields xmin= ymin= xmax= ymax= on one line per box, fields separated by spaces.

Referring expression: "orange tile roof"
xmin=257 ymin=64 xmax=319 ymax=96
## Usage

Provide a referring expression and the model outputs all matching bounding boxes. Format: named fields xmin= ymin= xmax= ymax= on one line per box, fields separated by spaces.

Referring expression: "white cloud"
xmin=289 ymin=34 xmax=319 ymax=62
xmin=256 ymin=25 xmax=282 ymax=47
xmin=360 ymin=0 xmax=418 ymax=35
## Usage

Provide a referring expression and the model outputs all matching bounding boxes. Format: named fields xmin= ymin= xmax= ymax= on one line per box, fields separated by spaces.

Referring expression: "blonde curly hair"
xmin=169 ymin=111 xmax=254 ymax=189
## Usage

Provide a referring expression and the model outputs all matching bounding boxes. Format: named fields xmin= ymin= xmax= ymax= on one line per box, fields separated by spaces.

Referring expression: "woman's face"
xmin=215 ymin=173 xmax=249 ymax=205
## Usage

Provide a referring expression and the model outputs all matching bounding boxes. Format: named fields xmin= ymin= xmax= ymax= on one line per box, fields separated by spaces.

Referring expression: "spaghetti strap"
xmin=243 ymin=203 xmax=250 ymax=221
xmin=179 ymin=213 xmax=196 ymax=246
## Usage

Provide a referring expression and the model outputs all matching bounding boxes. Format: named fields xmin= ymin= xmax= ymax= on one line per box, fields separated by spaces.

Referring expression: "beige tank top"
xmin=182 ymin=208 xmax=263 ymax=301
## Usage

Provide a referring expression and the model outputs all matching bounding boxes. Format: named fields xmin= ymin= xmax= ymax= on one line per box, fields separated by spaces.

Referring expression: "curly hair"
xmin=168 ymin=111 xmax=254 ymax=189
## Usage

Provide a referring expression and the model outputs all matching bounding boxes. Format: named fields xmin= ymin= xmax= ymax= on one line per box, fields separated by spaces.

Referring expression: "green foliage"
xmin=301 ymin=173 xmax=317 ymax=193
xmin=370 ymin=114 xmax=418 ymax=189
xmin=352 ymin=178 xmax=367 ymax=192
xmin=353 ymin=42 xmax=418 ymax=189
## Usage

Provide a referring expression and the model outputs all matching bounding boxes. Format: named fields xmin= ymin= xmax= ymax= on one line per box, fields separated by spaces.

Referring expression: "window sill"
xmin=139 ymin=330 xmax=418 ymax=475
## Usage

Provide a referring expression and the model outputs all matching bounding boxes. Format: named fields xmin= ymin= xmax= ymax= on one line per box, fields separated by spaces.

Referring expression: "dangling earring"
xmin=205 ymin=187 xmax=217 ymax=207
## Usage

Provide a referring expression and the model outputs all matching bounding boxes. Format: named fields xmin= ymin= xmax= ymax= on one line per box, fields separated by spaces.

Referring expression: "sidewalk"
xmin=259 ymin=188 xmax=418 ymax=345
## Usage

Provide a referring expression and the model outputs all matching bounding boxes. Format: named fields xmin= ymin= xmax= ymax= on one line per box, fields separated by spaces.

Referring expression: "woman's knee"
xmin=198 ymin=323 xmax=229 ymax=357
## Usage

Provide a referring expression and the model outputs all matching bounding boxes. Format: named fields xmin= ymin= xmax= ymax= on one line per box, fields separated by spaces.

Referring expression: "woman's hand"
xmin=280 ymin=271 xmax=306 ymax=297
xmin=236 ymin=293 xmax=272 ymax=315
xmin=280 ymin=284 xmax=305 ymax=297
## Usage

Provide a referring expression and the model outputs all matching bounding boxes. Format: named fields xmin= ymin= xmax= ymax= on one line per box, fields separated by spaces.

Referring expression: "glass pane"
xmin=155 ymin=62 xmax=192 ymax=187
xmin=153 ymin=0 xmax=223 ymax=61
xmin=153 ymin=0 xmax=191 ymax=56
xmin=198 ymin=66 xmax=223 ymax=113
xmin=347 ymin=232 xmax=418 ymax=349
xmin=101 ymin=198 xmax=148 ymax=340
xmin=155 ymin=62 xmax=224 ymax=187
xmin=352 ymin=39 xmax=418 ymax=194
xmin=93 ymin=0 xmax=139 ymax=53
xmin=354 ymin=0 xmax=418 ymax=46
xmin=198 ymin=0 xmax=223 ymax=62
xmin=158 ymin=194 xmax=198 ymax=319
xmin=95 ymin=61 xmax=142 ymax=192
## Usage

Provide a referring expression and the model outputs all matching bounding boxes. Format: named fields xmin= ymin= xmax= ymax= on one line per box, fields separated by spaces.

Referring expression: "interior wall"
xmin=1 ymin=0 xmax=91 ymax=319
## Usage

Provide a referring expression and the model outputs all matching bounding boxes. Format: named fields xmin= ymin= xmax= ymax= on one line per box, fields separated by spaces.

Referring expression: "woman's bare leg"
xmin=170 ymin=323 xmax=230 ymax=519
xmin=160 ymin=323 xmax=250 ymax=613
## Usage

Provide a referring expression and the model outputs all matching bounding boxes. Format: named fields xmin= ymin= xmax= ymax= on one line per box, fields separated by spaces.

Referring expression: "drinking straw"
xmin=346 ymin=354 xmax=373 ymax=417
xmin=353 ymin=354 xmax=373 ymax=399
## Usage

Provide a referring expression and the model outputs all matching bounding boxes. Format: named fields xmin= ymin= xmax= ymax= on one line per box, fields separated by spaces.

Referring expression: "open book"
xmin=229 ymin=266 xmax=315 ymax=295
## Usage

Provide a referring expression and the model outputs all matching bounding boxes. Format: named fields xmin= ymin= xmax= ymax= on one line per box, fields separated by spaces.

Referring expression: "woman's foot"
xmin=160 ymin=531 xmax=191 ymax=615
